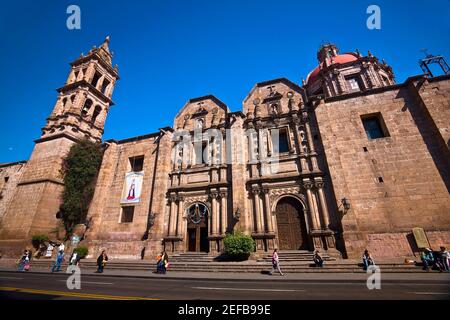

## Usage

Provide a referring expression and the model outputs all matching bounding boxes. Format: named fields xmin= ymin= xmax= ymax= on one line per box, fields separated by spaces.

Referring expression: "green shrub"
xmin=223 ymin=232 xmax=255 ymax=260
xmin=31 ymin=234 xmax=49 ymax=249
xmin=73 ymin=246 xmax=88 ymax=259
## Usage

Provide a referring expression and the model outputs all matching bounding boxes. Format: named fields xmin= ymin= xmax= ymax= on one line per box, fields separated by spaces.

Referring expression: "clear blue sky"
xmin=0 ymin=0 xmax=449 ymax=163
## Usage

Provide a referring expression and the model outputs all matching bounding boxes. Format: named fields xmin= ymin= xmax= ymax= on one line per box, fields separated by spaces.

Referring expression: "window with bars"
xmin=361 ymin=113 xmax=389 ymax=140
xmin=129 ymin=156 xmax=144 ymax=172
xmin=120 ymin=206 xmax=134 ymax=223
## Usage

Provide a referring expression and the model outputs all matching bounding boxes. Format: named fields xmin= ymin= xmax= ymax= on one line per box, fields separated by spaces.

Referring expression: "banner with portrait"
xmin=121 ymin=172 xmax=144 ymax=204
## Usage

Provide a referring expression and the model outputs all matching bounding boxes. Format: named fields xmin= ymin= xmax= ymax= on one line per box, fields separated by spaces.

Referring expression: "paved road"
xmin=0 ymin=271 xmax=449 ymax=300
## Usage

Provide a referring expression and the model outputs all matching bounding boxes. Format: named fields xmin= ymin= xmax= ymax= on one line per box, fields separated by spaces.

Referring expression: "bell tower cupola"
xmin=42 ymin=36 xmax=119 ymax=143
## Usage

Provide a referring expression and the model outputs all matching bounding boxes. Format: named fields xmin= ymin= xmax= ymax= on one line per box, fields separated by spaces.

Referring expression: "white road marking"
xmin=58 ymin=280 xmax=114 ymax=285
xmin=410 ymin=292 xmax=450 ymax=295
xmin=0 ymin=276 xmax=23 ymax=280
xmin=192 ymin=286 xmax=304 ymax=292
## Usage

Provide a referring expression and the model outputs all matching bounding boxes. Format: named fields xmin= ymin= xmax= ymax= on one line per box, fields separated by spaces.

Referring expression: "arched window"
xmin=92 ymin=71 xmax=102 ymax=88
xmin=92 ymin=105 xmax=102 ymax=124
xmin=81 ymin=99 xmax=93 ymax=117
xmin=62 ymin=98 xmax=67 ymax=108
xmin=101 ymin=79 xmax=110 ymax=95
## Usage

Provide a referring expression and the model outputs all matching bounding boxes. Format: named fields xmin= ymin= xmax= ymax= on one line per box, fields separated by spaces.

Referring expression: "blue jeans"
xmin=422 ymin=258 xmax=433 ymax=270
xmin=97 ymin=265 xmax=104 ymax=273
xmin=443 ymin=259 xmax=449 ymax=271
xmin=363 ymin=258 xmax=373 ymax=270
xmin=52 ymin=260 xmax=62 ymax=272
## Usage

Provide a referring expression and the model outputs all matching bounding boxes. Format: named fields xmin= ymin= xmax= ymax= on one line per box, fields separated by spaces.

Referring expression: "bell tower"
xmin=0 ymin=37 xmax=119 ymax=251
xmin=43 ymin=36 xmax=119 ymax=143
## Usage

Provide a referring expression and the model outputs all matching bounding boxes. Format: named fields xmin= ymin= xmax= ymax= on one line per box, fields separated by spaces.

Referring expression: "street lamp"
xmin=340 ymin=198 xmax=351 ymax=214
xmin=148 ymin=212 xmax=156 ymax=228
xmin=234 ymin=208 xmax=241 ymax=221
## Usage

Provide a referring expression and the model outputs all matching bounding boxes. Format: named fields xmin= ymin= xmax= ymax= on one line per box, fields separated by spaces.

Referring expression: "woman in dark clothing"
xmin=313 ymin=250 xmax=324 ymax=268
xmin=160 ymin=251 xmax=169 ymax=274
xmin=96 ymin=250 xmax=108 ymax=273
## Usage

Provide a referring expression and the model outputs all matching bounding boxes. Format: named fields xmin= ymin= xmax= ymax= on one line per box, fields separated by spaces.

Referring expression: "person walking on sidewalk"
xmin=161 ymin=251 xmax=170 ymax=274
xmin=421 ymin=248 xmax=434 ymax=271
xmin=269 ymin=249 xmax=284 ymax=276
xmin=439 ymin=247 xmax=449 ymax=272
xmin=69 ymin=251 xmax=79 ymax=266
xmin=51 ymin=250 xmax=64 ymax=273
xmin=155 ymin=253 xmax=163 ymax=273
xmin=23 ymin=250 xmax=31 ymax=271
xmin=96 ymin=250 xmax=108 ymax=273
xmin=17 ymin=250 xmax=28 ymax=271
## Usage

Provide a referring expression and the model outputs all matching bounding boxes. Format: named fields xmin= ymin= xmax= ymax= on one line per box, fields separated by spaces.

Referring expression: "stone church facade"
xmin=0 ymin=38 xmax=449 ymax=260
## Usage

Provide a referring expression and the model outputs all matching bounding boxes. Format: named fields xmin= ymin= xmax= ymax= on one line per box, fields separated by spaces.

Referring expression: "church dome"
xmin=306 ymin=53 xmax=359 ymax=84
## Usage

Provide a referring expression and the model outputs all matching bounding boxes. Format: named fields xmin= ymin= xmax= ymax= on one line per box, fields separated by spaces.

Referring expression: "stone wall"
xmin=85 ymin=132 xmax=173 ymax=260
xmin=0 ymin=162 xmax=26 ymax=225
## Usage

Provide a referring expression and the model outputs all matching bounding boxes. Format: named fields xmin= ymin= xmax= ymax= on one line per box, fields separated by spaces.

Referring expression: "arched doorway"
xmin=186 ymin=203 xmax=209 ymax=252
xmin=275 ymin=197 xmax=309 ymax=250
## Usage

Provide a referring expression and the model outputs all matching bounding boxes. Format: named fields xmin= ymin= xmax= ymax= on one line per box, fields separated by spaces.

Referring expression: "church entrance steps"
xmin=257 ymin=250 xmax=336 ymax=262
xmin=170 ymin=252 xmax=215 ymax=262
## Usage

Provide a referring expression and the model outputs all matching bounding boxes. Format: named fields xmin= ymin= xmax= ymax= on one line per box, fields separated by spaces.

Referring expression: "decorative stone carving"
xmin=268 ymin=186 xmax=301 ymax=203
xmin=184 ymin=195 xmax=209 ymax=207
xmin=315 ymin=180 xmax=324 ymax=189
xmin=169 ymin=193 xmax=178 ymax=202
xmin=303 ymin=181 xmax=313 ymax=190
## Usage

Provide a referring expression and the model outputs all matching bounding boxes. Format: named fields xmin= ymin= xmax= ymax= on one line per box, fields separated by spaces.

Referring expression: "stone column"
xmin=97 ymin=75 xmax=105 ymax=91
xmin=176 ymin=194 xmax=185 ymax=236
xmin=293 ymin=123 xmax=309 ymax=172
xmin=168 ymin=193 xmax=178 ymax=236
xmin=315 ymin=179 xmax=331 ymax=230
xmin=220 ymin=190 xmax=228 ymax=235
xmin=267 ymin=130 xmax=273 ymax=157
xmin=304 ymin=121 xmax=319 ymax=171
xmin=252 ymin=188 xmax=263 ymax=233
xmin=210 ymin=191 xmax=219 ymax=236
xmin=303 ymin=181 xmax=319 ymax=231
xmin=262 ymin=188 xmax=274 ymax=233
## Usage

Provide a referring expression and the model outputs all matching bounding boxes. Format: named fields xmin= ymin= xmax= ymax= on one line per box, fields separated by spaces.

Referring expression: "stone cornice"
xmin=18 ymin=178 xmax=64 ymax=187
xmin=34 ymin=132 xmax=81 ymax=144
xmin=70 ymin=52 xmax=120 ymax=79
xmin=246 ymin=171 xmax=324 ymax=185
xmin=168 ymin=181 xmax=229 ymax=193
xmin=0 ymin=160 xmax=27 ymax=168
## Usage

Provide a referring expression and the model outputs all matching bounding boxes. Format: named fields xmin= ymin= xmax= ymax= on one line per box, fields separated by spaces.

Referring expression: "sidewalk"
xmin=1 ymin=266 xmax=449 ymax=282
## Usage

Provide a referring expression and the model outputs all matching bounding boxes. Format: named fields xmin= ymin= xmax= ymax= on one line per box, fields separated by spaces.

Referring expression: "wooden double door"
xmin=187 ymin=225 xmax=209 ymax=252
xmin=276 ymin=197 xmax=309 ymax=250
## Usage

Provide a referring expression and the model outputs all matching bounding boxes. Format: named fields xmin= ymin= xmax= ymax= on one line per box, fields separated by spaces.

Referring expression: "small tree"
xmin=59 ymin=140 xmax=103 ymax=239
xmin=73 ymin=246 xmax=89 ymax=259
xmin=223 ymin=231 xmax=255 ymax=261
